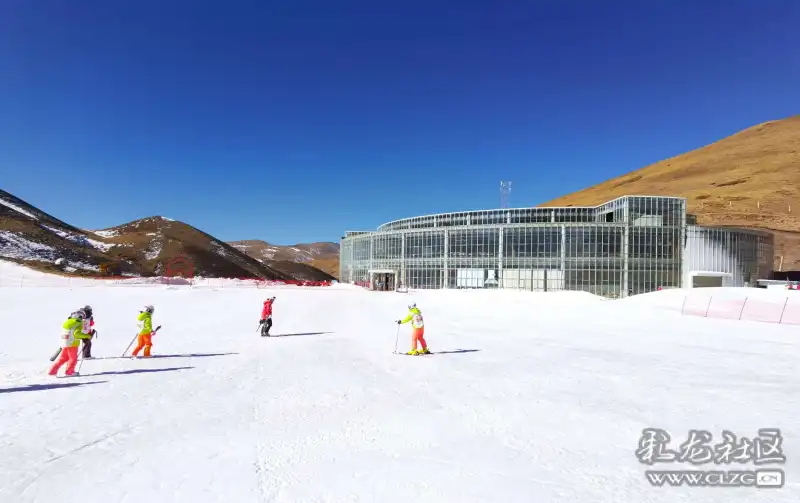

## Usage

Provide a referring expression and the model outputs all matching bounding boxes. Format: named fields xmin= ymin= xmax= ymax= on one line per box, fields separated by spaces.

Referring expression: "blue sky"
xmin=1 ymin=0 xmax=798 ymax=244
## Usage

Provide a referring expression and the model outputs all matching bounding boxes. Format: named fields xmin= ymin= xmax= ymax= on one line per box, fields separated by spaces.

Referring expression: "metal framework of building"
xmin=339 ymin=196 xmax=774 ymax=298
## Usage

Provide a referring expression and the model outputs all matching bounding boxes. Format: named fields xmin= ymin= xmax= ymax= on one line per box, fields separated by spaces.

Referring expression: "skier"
xmin=260 ymin=296 xmax=276 ymax=336
xmin=396 ymin=302 xmax=430 ymax=355
xmin=80 ymin=305 xmax=96 ymax=359
xmin=131 ymin=305 xmax=155 ymax=357
xmin=48 ymin=308 xmax=93 ymax=376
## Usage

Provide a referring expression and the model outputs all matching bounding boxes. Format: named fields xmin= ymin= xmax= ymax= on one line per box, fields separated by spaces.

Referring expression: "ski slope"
xmin=1 ymin=266 xmax=798 ymax=502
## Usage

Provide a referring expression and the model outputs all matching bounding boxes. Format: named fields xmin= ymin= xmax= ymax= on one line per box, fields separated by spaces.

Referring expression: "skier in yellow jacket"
xmin=132 ymin=305 xmax=155 ymax=357
xmin=48 ymin=308 xmax=93 ymax=376
xmin=396 ymin=303 xmax=430 ymax=355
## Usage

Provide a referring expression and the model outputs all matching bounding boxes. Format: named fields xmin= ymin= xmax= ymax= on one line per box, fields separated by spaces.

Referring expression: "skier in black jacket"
xmin=80 ymin=305 xmax=97 ymax=358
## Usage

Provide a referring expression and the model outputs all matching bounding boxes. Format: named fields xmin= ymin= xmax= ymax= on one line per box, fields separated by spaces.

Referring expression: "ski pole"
xmin=122 ymin=333 xmax=138 ymax=357
xmin=393 ymin=324 xmax=400 ymax=354
xmin=49 ymin=347 xmax=62 ymax=362
xmin=76 ymin=343 xmax=85 ymax=373
xmin=123 ymin=325 xmax=161 ymax=357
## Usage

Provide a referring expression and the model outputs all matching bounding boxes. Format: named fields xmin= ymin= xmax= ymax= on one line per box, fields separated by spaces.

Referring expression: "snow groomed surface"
xmin=1 ymin=262 xmax=798 ymax=502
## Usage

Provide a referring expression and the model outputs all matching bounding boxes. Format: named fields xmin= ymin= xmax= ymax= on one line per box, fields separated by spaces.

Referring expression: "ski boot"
xmin=406 ymin=349 xmax=420 ymax=356
xmin=419 ymin=348 xmax=431 ymax=355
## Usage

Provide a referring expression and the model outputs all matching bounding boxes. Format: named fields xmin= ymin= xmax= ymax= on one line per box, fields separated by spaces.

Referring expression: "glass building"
xmin=339 ymin=196 xmax=774 ymax=298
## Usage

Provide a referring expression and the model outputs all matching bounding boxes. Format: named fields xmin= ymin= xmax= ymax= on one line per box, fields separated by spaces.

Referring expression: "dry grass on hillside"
xmin=100 ymin=218 xmax=299 ymax=280
xmin=310 ymin=257 xmax=339 ymax=279
xmin=1 ymin=188 xmax=335 ymax=281
xmin=229 ymin=239 xmax=339 ymax=279
xmin=541 ymin=116 xmax=800 ymax=270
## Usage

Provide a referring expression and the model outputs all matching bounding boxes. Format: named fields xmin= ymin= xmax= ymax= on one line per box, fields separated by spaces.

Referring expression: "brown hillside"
xmin=267 ymin=260 xmax=336 ymax=281
xmin=540 ymin=116 xmax=800 ymax=271
xmin=310 ymin=257 xmax=339 ymax=279
xmin=228 ymin=239 xmax=339 ymax=262
xmin=229 ymin=239 xmax=340 ymax=279
xmin=0 ymin=189 xmax=140 ymax=276
xmin=0 ymin=189 xmax=334 ymax=281
xmin=95 ymin=217 xmax=294 ymax=280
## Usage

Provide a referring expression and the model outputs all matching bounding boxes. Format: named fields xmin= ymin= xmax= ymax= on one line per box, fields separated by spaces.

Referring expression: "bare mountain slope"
xmin=0 ymin=190 xmax=334 ymax=281
xmin=229 ymin=240 xmax=340 ymax=279
xmin=92 ymin=217 xmax=294 ymax=279
xmin=0 ymin=189 xmax=138 ymax=275
xmin=309 ymin=257 xmax=339 ymax=279
xmin=540 ymin=116 xmax=800 ymax=270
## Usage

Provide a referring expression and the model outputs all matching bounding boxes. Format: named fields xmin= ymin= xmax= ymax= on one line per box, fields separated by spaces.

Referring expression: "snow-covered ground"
xmin=1 ymin=263 xmax=798 ymax=502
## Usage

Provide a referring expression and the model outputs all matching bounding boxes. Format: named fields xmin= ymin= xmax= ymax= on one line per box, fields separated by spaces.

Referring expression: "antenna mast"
xmin=500 ymin=181 xmax=512 ymax=208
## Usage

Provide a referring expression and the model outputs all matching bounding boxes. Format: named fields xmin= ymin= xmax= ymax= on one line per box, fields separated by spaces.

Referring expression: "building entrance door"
xmin=369 ymin=270 xmax=397 ymax=291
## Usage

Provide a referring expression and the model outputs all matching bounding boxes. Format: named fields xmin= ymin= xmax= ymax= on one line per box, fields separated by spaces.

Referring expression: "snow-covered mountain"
xmin=0 ymin=189 xmax=334 ymax=281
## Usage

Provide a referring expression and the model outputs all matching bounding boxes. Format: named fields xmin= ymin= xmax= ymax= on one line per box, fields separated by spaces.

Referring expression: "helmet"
xmin=143 ymin=305 xmax=154 ymax=313
xmin=71 ymin=309 xmax=87 ymax=320
xmin=408 ymin=302 xmax=416 ymax=310
xmin=83 ymin=305 xmax=93 ymax=318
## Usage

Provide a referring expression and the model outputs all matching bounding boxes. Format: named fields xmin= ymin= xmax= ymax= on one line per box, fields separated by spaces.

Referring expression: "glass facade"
xmin=340 ymin=196 xmax=774 ymax=298
xmin=683 ymin=226 xmax=773 ymax=288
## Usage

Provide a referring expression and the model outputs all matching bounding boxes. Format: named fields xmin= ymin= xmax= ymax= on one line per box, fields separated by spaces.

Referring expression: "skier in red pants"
xmin=49 ymin=308 xmax=93 ymax=376
xmin=259 ymin=296 xmax=276 ymax=336
xmin=396 ymin=302 xmax=430 ymax=355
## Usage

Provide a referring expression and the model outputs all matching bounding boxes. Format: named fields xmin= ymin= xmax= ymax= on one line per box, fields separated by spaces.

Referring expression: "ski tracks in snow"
xmin=12 ymin=428 xmax=133 ymax=499
xmin=247 ymin=330 xmax=398 ymax=502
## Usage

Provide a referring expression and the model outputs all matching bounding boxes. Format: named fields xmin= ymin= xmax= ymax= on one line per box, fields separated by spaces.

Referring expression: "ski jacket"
xmin=261 ymin=299 xmax=274 ymax=319
xmin=82 ymin=317 xmax=94 ymax=335
xmin=60 ymin=317 xmax=93 ymax=348
xmin=400 ymin=307 xmax=424 ymax=329
xmin=137 ymin=311 xmax=153 ymax=335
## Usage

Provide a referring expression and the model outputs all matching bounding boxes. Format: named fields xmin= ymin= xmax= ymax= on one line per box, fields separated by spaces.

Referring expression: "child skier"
xmin=48 ymin=308 xmax=93 ymax=376
xmin=80 ymin=305 xmax=96 ymax=359
xmin=260 ymin=296 xmax=276 ymax=336
xmin=396 ymin=302 xmax=430 ymax=355
xmin=131 ymin=305 xmax=155 ymax=357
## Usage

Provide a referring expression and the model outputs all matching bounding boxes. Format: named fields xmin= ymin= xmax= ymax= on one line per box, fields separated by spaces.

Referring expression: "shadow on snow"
xmin=133 ymin=352 xmax=238 ymax=359
xmin=0 ymin=381 xmax=108 ymax=394
xmin=86 ymin=366 xmax=194 ymax=377
xmin=434 ymin=349 xmax=481 ymax=355
xmin=95 ymin=352 xmax=238 ymax=360
xmin=267 ymin=332 xmax=333 ymax=337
